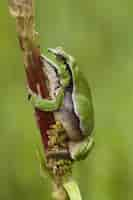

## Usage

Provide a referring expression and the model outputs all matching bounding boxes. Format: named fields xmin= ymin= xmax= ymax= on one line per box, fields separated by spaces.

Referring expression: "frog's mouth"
xmin=42 ymin=50 xmax=74 ymax=95
xmin=47 ymin=48 xmax=73 ymax=91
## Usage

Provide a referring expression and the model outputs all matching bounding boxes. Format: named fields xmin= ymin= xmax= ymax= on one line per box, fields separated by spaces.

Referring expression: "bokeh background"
xmin=0 ymin=1 xmax=132 ymax=200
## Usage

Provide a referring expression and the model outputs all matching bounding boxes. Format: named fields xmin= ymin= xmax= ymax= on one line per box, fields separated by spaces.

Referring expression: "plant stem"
xmin=8 ymin=0 xmax=54 ymax=150
xmin=52 ymin=182 xmax=68 ymax=200
xmin=8 ymin=1 xmax=82 ymax=200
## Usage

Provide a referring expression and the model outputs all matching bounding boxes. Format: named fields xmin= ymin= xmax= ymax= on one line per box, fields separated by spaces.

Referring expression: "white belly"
xmin=54 ymin=91 xmax=82 ymax=141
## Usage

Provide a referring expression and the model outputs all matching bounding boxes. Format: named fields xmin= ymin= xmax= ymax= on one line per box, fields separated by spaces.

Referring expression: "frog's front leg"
xmin=28 ymin=87 xmax=64 ymax=112
xmin=68 ymin=136 xmax=94 ymax=161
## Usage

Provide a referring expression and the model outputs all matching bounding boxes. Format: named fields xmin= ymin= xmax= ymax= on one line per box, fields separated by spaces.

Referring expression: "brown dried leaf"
xmin=8 ymin=0 xmax=34 ymax=18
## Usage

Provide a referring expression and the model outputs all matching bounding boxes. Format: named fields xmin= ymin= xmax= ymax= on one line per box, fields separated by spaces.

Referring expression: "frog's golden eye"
xmin=56 ymin=54 xmax=65 ymax=63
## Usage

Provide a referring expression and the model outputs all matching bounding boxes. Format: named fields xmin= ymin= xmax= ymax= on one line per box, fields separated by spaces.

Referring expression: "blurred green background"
xmin=0 ymin=1 xmax=132 ymax=200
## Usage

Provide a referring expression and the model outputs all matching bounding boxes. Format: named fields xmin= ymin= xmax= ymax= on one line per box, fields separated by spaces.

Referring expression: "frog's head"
xmin=48 ymin=47 xmax=72 ymax=88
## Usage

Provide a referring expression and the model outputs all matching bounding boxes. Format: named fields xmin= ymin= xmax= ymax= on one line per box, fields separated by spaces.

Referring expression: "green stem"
xmin=63 ymin=179 xmax=82 ymax=200
xmin=52 ymin=183 xmax=68 ymax=200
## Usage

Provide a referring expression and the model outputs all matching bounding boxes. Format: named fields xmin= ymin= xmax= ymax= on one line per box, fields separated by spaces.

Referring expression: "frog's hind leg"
xmin=68 ymin=137 xmax=94 ymax=161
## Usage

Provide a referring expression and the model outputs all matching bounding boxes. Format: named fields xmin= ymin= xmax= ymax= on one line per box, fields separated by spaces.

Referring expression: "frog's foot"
xmin=68 ymin=137 xmax=94 ymax=161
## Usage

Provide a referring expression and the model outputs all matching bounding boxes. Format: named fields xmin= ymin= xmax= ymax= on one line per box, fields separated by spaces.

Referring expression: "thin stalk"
xmin=8 ymin=0 xmax=54 ymax=155
xmin=8 ymin=1 xmax=82 ymax=200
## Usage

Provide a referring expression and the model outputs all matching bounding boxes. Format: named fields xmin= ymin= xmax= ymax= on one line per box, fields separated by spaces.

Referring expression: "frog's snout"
xmin=48 ymin=48 xmax=57 ymax=55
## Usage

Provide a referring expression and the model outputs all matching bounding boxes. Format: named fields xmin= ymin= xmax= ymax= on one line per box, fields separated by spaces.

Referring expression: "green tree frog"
xmin=28 ymin=47 xmax=94 ymax=161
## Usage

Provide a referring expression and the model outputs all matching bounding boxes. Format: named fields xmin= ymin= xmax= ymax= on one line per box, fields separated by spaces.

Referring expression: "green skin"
xmin=29 ymin=47 xmax=94 ymax=161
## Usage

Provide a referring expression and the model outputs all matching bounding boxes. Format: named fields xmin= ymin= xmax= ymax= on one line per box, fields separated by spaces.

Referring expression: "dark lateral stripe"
xmin=46 ymin=150 xmax=71 ymax=159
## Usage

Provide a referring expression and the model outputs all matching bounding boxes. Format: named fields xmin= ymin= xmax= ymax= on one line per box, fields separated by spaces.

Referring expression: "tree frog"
xmin=28 ymin=47 xmax=94 ymax=161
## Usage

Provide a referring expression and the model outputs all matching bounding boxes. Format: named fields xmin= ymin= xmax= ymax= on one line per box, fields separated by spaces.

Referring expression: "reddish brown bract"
xmin=25 ymin=45 xmax=55 ymax=149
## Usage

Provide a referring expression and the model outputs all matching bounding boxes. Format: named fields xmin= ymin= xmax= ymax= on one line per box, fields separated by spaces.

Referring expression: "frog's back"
xmin=72 ymin=68 xmax=94 ymax=136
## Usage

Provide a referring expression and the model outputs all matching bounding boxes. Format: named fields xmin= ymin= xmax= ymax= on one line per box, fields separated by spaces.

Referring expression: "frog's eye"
xmin=48 ymin=47 xmax=68 ymax=65
xmin=48 ymin=47 xmax=65 ymax=58
xmin=55 ymin=53 xmax=66 ymax=63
